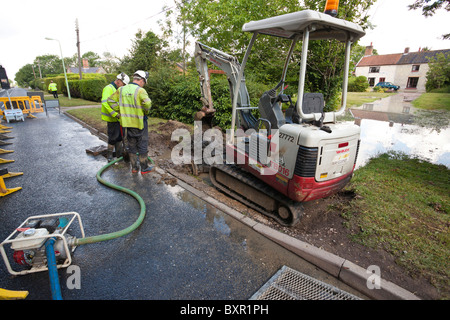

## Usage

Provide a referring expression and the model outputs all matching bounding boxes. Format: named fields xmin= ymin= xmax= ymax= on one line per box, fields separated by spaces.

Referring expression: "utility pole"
xmin=36 ymin=59 xmax=42 ymax=78
xmin=31 ymin=65 xmax=37 ymax=89
xmin=75 ymin=18 xmax=82 ymax=80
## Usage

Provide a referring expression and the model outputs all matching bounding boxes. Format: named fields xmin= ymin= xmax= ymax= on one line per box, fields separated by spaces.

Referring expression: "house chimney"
xmin=364 ymin=42 xmax=373 ymax=56
xmin=404 ymin=47 xmax=410 ymax=54
xmin=82 ymin=58 xmax=89 ymax=68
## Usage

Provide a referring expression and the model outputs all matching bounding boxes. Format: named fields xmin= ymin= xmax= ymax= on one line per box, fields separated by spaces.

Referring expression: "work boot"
xmin=115 ymin=142 xmax=123 ymax=159
xmin=130 ymin=153 xmax=139 ymax=173
xmin=107 ymin=144 xmax=114 ymax=162
xmin=139 ymin=154 xmax=154 ymax=175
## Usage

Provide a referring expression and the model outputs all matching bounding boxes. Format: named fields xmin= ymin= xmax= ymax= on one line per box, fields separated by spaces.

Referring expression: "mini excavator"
xmin=194 ymin=1 xmax=365 ymax=226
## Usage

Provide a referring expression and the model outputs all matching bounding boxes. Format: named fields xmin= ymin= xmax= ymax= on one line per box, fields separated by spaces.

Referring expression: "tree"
xmin=121 ymin=30 xmax=167 ymax=75
xmin=409 ymin=0 xmax=450 ymax=39
xmin=100 ymin=52 xmax=121 ymax=74
xmin=426 ymin=52 xmax=450 ymax=91
xmin=15 ymin=64 xmax=35 ymax=88
xmin=82 ymin=51 xmax=101 ymax=67
xmin=351 ymin=43 xmax=378 ymax=68
xmin=159 ymin=0 xmax=193 ymax=75
xmin=15 ymin=54 xmax=73 ymax=88
xmin=33 ymin=54 xmax=65 ymax=76
xmin=409 ymin=0 xmax=450 ymax=16
xmin=184 ymin=0 xmax=302 ymax=57
xmin=182 ymin=0 xmax=376 ymax=110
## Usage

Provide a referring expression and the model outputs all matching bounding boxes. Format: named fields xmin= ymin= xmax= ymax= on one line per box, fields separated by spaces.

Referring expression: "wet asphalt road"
xmin=0 ymin=108 xmax=360 ymax=301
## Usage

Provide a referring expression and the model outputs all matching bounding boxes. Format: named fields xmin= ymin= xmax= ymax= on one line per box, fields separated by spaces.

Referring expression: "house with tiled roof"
xmin=355 ymin=44 xmax=450 ymax=92
xmin=67 ymin=58 xmax=106 ymax=75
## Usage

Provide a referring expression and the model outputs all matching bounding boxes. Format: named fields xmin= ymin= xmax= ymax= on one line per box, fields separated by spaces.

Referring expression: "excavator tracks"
xmin=210 ymin=164 xmax=303 ymax=227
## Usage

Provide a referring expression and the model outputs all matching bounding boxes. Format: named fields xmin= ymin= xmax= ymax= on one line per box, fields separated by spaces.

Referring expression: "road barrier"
xmin=0 ymin=96 xmax=44 ymax=120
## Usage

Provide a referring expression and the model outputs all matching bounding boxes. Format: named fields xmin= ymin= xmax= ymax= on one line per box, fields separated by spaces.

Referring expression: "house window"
xmin=363 ymin=103 xmax=374 ymax=111
xmin=368 ymin=77 xmax=375 ymax=86
xmin=411 ymin=65 xmax=420 ymax=72
xmin=379 ymin=77 xmax=386 ymax=83
xmin=369 ymin=66 xmax=380 ymax=73
xmin=407 ymin=77 xmax=419 ymax=88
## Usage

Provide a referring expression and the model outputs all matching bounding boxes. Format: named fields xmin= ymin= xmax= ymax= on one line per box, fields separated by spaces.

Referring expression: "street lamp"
xmin=45 ymin=37 xmax=71 ymax=99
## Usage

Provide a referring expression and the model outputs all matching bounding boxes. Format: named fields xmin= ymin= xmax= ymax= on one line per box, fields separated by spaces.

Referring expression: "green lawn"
xmin=341 ymin=152 xmax=449 ymax=298
xmin=44 ymin=94 xmax=100 ymax=108
xmin=65 ymin=106 xmax=104 ymax=129
xmin=412 ymin=93 xmax=450 ymax=111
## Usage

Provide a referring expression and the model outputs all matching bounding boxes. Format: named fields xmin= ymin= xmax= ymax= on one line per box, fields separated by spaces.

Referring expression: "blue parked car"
xmin=375 ymin=82 xmax=400 ymax=91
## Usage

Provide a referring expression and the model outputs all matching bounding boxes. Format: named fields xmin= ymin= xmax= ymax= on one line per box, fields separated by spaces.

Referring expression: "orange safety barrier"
xmin=29 ymin=96 xmax=44 ymax=113
xmin=0 ymin=96 xmax=44 ymax=114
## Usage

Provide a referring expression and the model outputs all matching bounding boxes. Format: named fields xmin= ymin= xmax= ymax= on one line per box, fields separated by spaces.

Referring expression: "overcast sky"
xmin=1 ymin=0 xmax=448 ymax=81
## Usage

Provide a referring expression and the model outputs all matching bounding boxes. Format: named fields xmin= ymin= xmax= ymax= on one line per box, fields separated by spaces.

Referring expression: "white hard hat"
xmin=133 ymin=70 xmax=149 ymax=84
xmin=117 ymin=72 xmax=130 ymax=85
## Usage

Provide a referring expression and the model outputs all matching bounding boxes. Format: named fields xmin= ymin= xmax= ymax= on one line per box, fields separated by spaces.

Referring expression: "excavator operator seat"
xmin=258 ymin=90 xmax=286 ymax=130
xmin=302 ymin=92 xmax=324 ymax=115
xmin=285 ymin=92 xmax=324 ymax=124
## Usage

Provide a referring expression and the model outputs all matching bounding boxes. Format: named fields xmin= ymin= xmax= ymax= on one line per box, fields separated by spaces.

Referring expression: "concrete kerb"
xmin=62 ymin=111 xmax=421 ymax=300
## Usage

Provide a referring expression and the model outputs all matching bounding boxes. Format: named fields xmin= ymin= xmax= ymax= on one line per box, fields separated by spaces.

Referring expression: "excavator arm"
xmin=194 ymin=42 xmax=255 ymax=129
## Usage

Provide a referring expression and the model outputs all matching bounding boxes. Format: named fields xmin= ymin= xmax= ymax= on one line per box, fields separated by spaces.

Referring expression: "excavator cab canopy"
xmin=242 ymin=10 xmax=365 ymax=42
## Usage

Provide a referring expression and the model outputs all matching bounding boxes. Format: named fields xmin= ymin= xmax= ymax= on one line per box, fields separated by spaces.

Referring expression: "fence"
xmin=0 ymin=96 xmax=45 ymax=120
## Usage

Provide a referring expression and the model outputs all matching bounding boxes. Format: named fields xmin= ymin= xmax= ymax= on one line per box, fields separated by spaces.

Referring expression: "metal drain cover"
xmin=251 ymin=266 xmax=362 ymax=300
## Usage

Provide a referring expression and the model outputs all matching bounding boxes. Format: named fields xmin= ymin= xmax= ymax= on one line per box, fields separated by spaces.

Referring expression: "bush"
xmin=425 ymin=52 xmax=450 ymax=92
xmin=43 ymin=73 xmax=117 ymax=101
xmin=372 ymin=85 xmax=385 ymax=93
xmin=429 ymin=85 xmax=450 ymax=93
xmin=348 ymin=76 xmax=369 ymax=92
xmin=146 ymin=66 xmax=270 ymax=129
xmin=68 ymin=79 xmax=107 ymax=102
xmin=44 ymin=75 xmax=79 ymax=95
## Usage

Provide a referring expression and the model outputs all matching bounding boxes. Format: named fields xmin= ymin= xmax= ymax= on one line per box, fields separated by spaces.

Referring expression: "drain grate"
xmin=251 ymin=266 xmax=362 ymax=300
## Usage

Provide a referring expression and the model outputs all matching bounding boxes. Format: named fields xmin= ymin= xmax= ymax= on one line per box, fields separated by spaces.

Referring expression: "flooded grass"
xmin=411 ymin=93 xmax=450 ymax=132
xmin=343 ymin=151 xmax=450 ymax=297
xmin=412 ymin=109 xmax=450 ymax=133
xmin=347 ymin=92 xmax=397 ymax=107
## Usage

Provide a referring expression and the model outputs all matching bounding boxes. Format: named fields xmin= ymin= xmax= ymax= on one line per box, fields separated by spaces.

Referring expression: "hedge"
xmin=43 ymin=73 xmax=118 ymax=100
xmin=146 ymin=68 xmax=269 ymax=129
xmin=68 ymin=79 xmax=107 ymax=102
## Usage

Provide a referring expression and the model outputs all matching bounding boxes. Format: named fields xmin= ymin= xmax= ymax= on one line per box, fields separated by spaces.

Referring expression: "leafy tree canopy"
xmin=426 ymin=52 xmax=450 ymax=91
xmin=409 ymin=0 xmax=450 ymax=39
xmin=121 ymin=30 xmax=168 ymax=75
xmin=180 ymin=0 xmax=376 ymax=109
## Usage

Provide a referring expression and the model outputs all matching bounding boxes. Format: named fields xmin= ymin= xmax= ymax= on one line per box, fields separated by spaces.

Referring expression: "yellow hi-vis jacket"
xmin=101 ymin=82 xmax=120 ymax=122
xmin=107 ymin=83 xmax=151 ymax=130
xmin=48 ymin=82 xmax=57 ymax=92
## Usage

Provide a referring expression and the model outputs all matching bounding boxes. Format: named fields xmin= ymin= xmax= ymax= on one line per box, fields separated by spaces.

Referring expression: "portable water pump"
xmin=1 ymin=157 xmax=147 ymax=299
xmin=0 ymin=212 xmax=84 ymax=276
